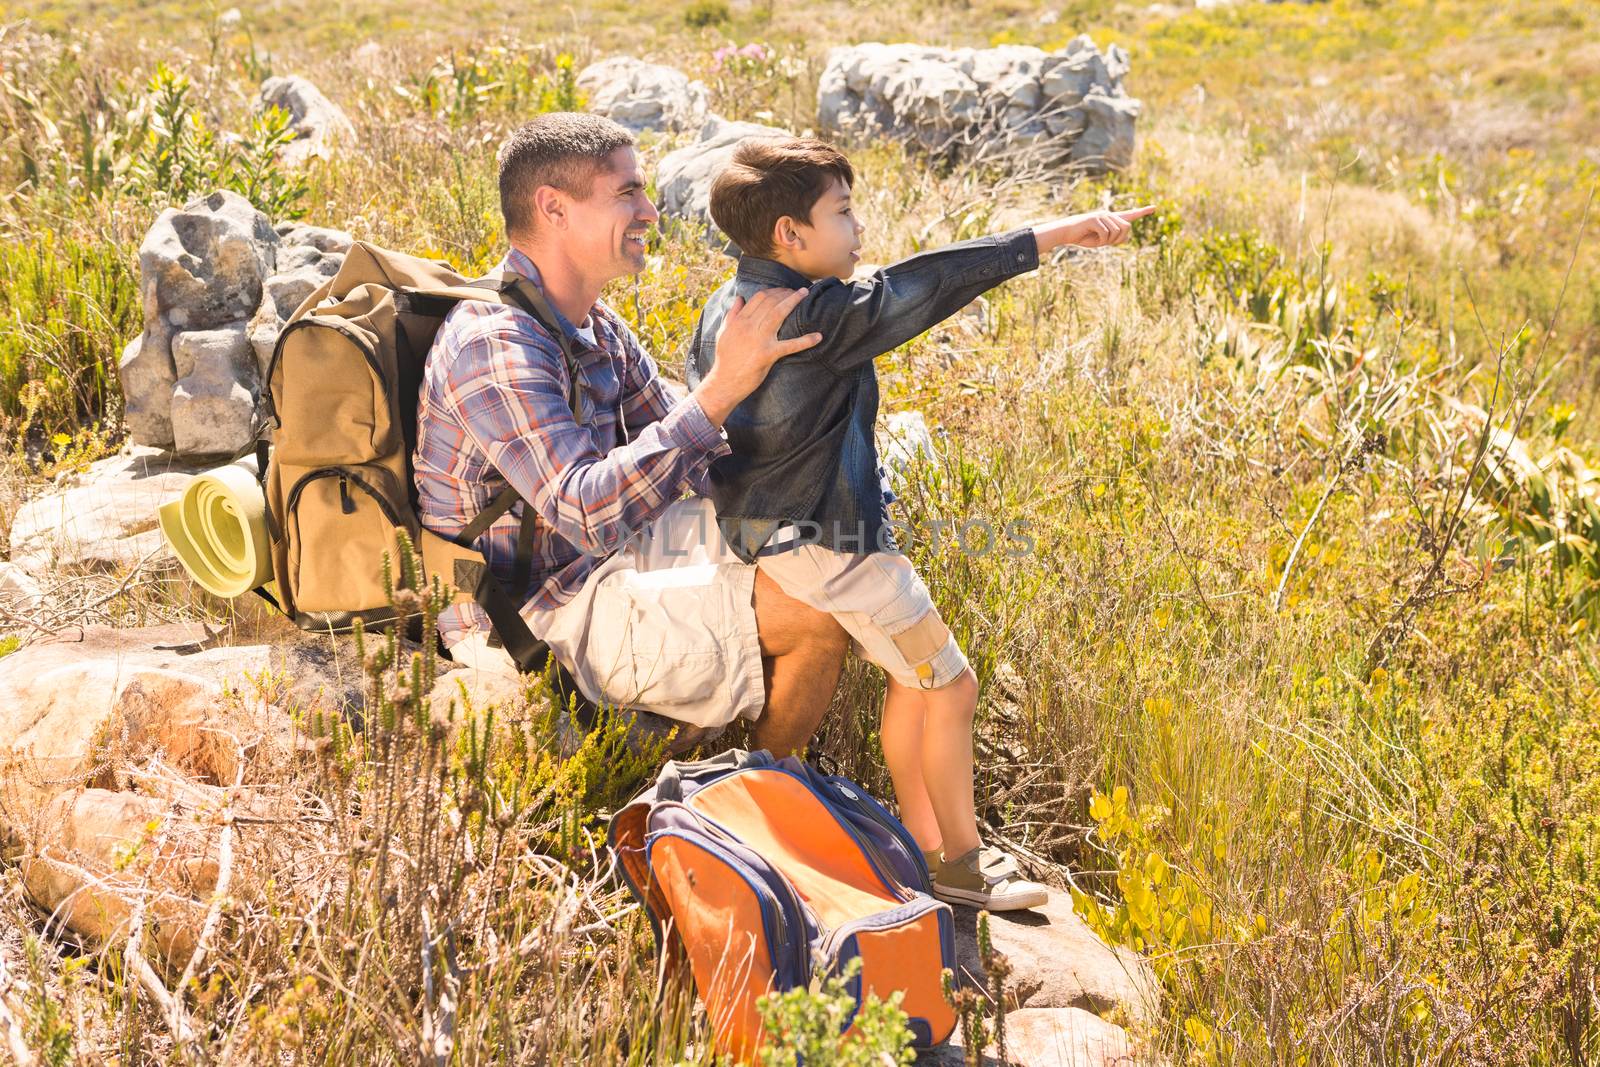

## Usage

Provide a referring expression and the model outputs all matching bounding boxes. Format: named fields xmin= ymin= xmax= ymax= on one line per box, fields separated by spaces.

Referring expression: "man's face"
xmin=561 ymin=146 xmax=659 ymax=283
xmin=787 ymin=177 xmax=865 ymax=281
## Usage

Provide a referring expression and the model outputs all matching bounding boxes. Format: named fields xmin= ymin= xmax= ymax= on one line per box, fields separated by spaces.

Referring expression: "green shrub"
xmin=755 ymin=956 xmax=915 ymax=1066
xmin=685 ymin=0 xmax=731 ymax=27
xmin=0 ymin=233 xmax=138 ymax=439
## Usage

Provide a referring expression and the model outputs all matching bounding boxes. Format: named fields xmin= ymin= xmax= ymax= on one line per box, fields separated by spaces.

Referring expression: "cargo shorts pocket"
xmin=586 ymin=570 xmax=726 ymax=710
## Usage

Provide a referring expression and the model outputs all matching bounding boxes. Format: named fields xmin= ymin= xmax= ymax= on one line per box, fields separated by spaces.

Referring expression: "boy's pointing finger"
xmin=1117 ymin=205 xmax=1158 ymax=221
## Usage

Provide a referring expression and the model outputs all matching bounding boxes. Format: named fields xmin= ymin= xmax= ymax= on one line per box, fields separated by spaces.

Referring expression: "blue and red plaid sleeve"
xmin=445 ymin=308 xmax=729 ymax=559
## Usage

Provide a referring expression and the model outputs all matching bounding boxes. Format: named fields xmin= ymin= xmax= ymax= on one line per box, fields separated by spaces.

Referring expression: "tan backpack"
xmin=255 ymin=241 xmax=581 ymax=673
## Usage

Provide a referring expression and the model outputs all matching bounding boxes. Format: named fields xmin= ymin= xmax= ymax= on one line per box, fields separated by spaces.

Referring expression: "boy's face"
xmin=782 ymin=177 xmax=864 ymax=281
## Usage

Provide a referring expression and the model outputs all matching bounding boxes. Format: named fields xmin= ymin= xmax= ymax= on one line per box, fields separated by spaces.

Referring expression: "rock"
xmin=0 ymin=620 xmax=354 ymax=971
xmin=138 ymin=190 xmax=278 ymax=332
xmin=7 ymin=445 xmax=207 ymax=575
xmin=916 ymin=1007 xmax=1134 ymax=1066
xmin=878 ymin=410 xmax=937 ymax=479
xmin=427 ymin=663 xmax=723 ymax=759
xmin=170 ymin=360 xmax=258 ymax=456
xmin=274 ymin=221 xmax=354 ymax=255
xmin=0 ymin=621 xmax=367 ymax=749
xmin=118 ymin=194 xmax=353 ymax=455
xmin=576 ymin=56 xmax=710 ymax=134
xmin=258 ymin=75 xmax=356 ymax=164
xmin=123 ymin=191 xmax=279 ymax=454
xmin=19 ymin=788 xmax=209 ymax=966
xmin=0 ymin=562 xmax=42 ymax=609
xmin=656 ymin=115 xmax=792 ymax=239
xmin=263 ymin=266 xmax=325 ymax=321
xmin=817 ymin=39 xmax=1141 ymax=174
xmin=952 ymin=891 xmax=1159 ymax=1022
xmin=118 ymin=327 xmax=178 ymax=449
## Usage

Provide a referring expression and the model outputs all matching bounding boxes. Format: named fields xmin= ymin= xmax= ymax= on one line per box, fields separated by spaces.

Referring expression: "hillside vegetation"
xmin=2 ymin=0 xmax=1599 ymax=1062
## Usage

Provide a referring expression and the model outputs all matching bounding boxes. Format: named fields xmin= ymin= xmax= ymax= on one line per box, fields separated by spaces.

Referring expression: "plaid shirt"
xmin=414 ymin=248 xmax=731 ymax=645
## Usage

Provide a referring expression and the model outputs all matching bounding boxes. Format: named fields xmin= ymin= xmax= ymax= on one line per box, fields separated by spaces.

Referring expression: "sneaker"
xmin=930 ymin=845 xmax=1049 ymax=911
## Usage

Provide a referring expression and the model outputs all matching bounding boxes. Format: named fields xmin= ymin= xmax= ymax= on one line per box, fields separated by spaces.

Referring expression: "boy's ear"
xmin=771 ymin=214 xmax=806 ymax=253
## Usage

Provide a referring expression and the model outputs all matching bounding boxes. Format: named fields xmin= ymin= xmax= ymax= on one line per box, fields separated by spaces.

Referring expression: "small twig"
xmin=122 ymin=807 xmax=199 ymax=1050
xmin=175 ymin=748 xmax=247 ymax=1006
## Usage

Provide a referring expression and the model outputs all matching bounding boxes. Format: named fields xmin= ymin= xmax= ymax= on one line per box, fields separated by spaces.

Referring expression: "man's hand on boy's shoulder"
xmin=1034 ymin=206 xmax=1158 ymax=255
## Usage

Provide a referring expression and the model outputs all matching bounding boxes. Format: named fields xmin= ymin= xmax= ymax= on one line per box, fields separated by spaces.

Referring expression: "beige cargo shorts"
xmin=447 ymin=496 xmax=766 ymax=730
xmin=754 ymin=540 xmax=969 ymax=692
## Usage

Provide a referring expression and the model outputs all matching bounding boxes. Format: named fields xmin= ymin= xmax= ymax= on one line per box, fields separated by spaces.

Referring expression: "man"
xmin=413 ymin=112 xmax=846 ymax=756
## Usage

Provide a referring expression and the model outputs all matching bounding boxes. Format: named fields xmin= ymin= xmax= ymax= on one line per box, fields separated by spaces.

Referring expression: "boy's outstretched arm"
xmin=1034 ymin=205 xmax=1155 ymax=253
xmin=787 ymin=206 xmax=1156 ymax=375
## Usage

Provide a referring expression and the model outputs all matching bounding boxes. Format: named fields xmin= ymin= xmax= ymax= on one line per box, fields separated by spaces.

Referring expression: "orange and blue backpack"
xmin=607 ymin=748 xmax=958 ymax=1062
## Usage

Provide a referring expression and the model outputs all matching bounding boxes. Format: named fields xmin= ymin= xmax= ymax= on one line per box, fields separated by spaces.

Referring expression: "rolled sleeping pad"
xmin=157 ymin=457 xmax=276 ymax=600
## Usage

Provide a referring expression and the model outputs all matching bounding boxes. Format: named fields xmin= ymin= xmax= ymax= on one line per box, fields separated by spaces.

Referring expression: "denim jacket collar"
xmin=734 ymin=254 xmax=817 ymax=291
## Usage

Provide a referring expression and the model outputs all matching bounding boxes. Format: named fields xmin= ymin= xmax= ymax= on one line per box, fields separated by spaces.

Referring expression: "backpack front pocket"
xmin=283 ymin=462 xmax=417 ymax=619
xmin=269 ymin=316 xmax=396 ymax=467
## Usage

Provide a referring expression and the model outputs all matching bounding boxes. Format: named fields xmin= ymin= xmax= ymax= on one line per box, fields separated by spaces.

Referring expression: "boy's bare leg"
xmin=751 ymin=568 xmax=849 ymax=758
xmin=920 ymin=666 xmax=982 ymax=859
xmin=881 ymin=677 xmax=942 ymax=852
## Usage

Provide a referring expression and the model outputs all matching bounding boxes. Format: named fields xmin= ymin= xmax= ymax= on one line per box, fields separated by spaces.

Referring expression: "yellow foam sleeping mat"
xmin=157 ymin=458 xmax=276 ymax=601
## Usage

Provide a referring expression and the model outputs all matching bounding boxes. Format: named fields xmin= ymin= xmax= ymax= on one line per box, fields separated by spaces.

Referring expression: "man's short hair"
xmin=708 ymin=138 xmax=855 ymax=257
xmin=498 ymin=113 xmax=637 ymax=238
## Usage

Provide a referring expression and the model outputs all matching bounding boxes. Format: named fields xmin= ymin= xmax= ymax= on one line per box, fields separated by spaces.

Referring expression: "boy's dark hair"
xmin=709 ymin=138 xmax=855 ymax=257
xmin=498 ymin=113 xmax=636 ymax=238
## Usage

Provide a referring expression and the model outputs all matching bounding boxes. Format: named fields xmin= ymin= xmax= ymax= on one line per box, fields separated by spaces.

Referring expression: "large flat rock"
xmin=917 ymin=1007 xmax=1137 ymax=1066
xmin=952 ymin=890 xmax=1158 ymax=1022
xmin=7 ymin=445 xmax=206 ymax=576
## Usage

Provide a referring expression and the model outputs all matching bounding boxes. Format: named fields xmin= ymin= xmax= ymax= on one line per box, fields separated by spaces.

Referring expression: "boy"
xmin=685 ymin=137 xmax=1151 ymax=910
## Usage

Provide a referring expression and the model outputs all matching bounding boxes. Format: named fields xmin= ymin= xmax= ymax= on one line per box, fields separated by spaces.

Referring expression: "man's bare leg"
xmin=751 ymin=568 xmax=848 ymax=757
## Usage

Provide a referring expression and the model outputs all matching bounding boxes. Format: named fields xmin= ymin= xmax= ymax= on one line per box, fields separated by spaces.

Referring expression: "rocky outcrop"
xmin=655 ymin=116 xmax=792 ymax=241
xmin=117 ymin=193 xmax=351 ymax=458
xmin=258 ymin=75 xmax=356 ymax=164
xmin=7 ymin=445 xmax=206 ymax=575
xmin=915 ymin=892 xmax=1160 ymax=1065
xmin=0 ymin=620 xmax=359 ymax=968
xmin=576 ymin=56 xmax=710 ymax=134
xmin=917 ymin=1006 xmax=1136 ymax=1067
xmin=952 ymin=893 xmax=1158 ymax=1021
xmin=818 ymin=38 xmax=1140 ymax=173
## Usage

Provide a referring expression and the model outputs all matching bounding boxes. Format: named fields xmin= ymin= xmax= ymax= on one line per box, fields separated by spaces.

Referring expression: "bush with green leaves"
xmin=754 ymin=956 xmax=915 ymax=1067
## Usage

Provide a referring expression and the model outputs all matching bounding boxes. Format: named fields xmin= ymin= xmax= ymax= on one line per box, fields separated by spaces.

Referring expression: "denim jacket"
xmin=685 ymin=227 xmax=1040 ymax=563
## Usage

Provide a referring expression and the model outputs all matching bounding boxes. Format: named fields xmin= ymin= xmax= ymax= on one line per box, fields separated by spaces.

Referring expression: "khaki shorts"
xmin=447 ymin=497 xmax=766 ymax=730
xmin=755 ymin=542 xmax=969 ymax=691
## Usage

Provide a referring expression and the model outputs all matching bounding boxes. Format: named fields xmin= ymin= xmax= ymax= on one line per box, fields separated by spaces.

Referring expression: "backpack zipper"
xmin=817 ymin=773 xmax=933 ymax=895
xmin=285 ymin=466 xmax=405 ymax=528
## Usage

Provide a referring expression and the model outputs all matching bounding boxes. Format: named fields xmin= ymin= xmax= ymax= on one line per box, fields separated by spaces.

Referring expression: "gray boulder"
xmin=258 ymin=75 xmax=356 ymax=164
xmin=818 ymin=38 xmax=1141 ymax=173
xmin=655 ymin=116 xmax=792 ymax=241
xmin=170 ymin=323 xmax=259 ymax=455
xmin=576 ymin=56 xmax=710 ymax=134
xmin=136 ymin=190 xmax=277 ymax=332
xmin=118 ymin=198 xmax=352 ymax=454
xmin=121 ymin=191 xmax=279 ymax=454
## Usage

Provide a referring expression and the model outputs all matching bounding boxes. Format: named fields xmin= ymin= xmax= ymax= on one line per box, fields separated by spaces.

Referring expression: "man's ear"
xmin=532 ymin=185 xmax=568 ymax=232
xmin=771 ymin=214 xmax=806 ymax=253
